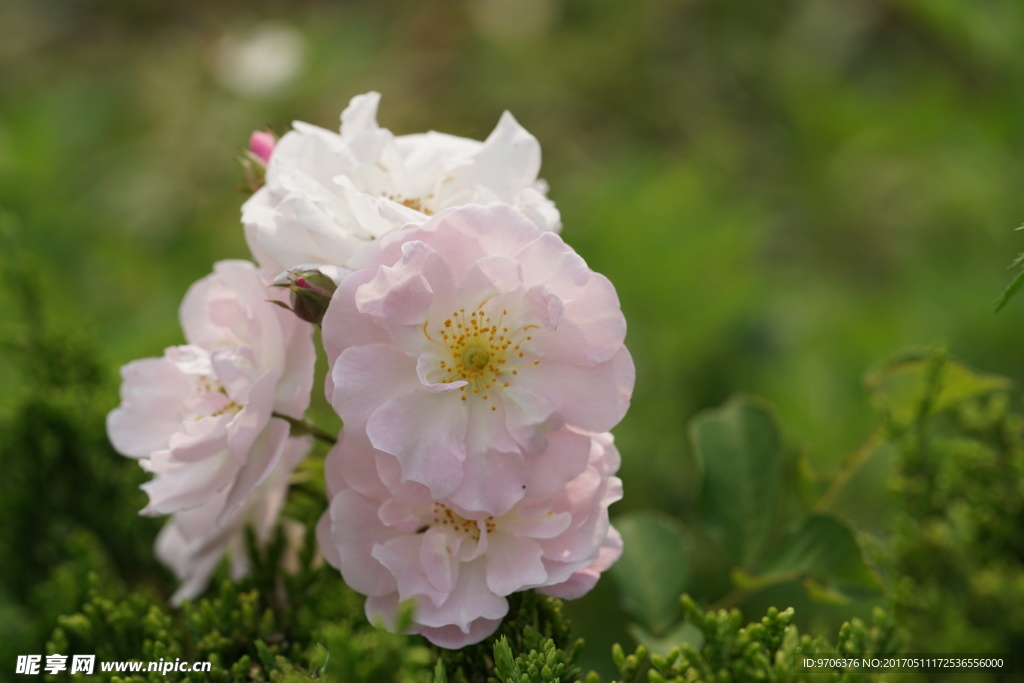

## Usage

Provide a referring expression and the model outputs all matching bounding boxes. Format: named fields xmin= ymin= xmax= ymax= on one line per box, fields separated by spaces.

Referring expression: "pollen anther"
xmin=431 ymin=303 xmax=541 ymax=407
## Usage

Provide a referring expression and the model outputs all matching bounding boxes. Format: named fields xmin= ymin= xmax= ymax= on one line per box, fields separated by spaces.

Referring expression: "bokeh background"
xmin=3 ymin=0 xmax=1024 ymax=675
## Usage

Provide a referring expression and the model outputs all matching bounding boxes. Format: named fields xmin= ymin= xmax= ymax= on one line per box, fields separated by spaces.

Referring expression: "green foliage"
xmin=490 ymin=629 xmax=573 ymax=683
xmin=0 ymin=325 xmax=160 ymax=589
xmin=47 ymin=575 xmax=183 ymax=683
xmin=612 ymin=397 xmax=881 ymax=653
xmin=0 ymin=286 xmax=165 ymax=670
xmin=692 ymin=398 xmax=784 ymax=567
xmin=305 ymin=606 xmax=434 ymax=683
xmin=436 ymin=592 xmax=583 ymax=683
xmin=41 ymin=550 xmax=429 ymax=683
xmin=0 ymin=286 xmax=585 ymax=683
xmin=39 ymin=561 xmax=592 ymax=683
xmin=6 ymin=6 xmax=1024 ymax=667
xmin=755 ymin=515 xmax=883 ymax=602
xmin=693 ymin=400 xmax=880 ymax=606
xmin=993 ymin=251 xmax=1024 ymax=312
xmin=12 ymin=318 xmax=1022 ymax=682
xmin=596 ymin=596 xmax=902 ymax=683
xmin=0 ymin=302 xmax=376 ymax=681
xmin=610 ymin=512 xmax=691 ymax=635
xmin=44 ymin=576 xmax=329 ymax=682
xmin=871 ymin=351 xmax=1024 ymax=679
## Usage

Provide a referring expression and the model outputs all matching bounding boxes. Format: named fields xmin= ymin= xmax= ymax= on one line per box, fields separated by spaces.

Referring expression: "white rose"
xmin=242 ymin=91 xmax=560 ymax=278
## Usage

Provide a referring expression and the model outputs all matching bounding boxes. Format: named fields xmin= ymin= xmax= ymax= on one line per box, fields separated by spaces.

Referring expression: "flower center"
xmin=427 ymin=503 xmax=496 ymax=543
xmin=462 ymin=346 xmax=490 ymax=371
xmin=382 ymin=192 xmax=435 ymax=215
xmin=432 ymin=306 xmax=541 ymax=410
xmin=194 ymin=376 xmax=243 ymax=419
xmin=400 ymin=197 xmax=433 ymax=215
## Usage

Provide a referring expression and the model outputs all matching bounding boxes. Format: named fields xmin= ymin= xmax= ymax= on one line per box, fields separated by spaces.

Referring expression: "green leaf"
xmin=627 ymin=619 xmax=702 ymax=656
xmin=866 ymin=350 xmax=1011 ymax=425
xmin=493 ymin=637 xmax=518 ymax=682
xmin=610 ymin=511 xmax=691 ymax=635
xmin=993 ymin=252 xmax=1024 ymax=312
xmin=691 ymin=397 xmax=783 ymax=565
xmin=755 ymin=515 xmax=882 ymax=598
xmin=801 ymin=578 xmax=853 ymax=605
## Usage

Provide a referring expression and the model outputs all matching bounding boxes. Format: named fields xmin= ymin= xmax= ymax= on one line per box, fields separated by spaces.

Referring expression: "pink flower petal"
xmin=420 ymin=526 xmax=459 ymax=594
xmin=485 ymin=533 xmax=548 ymax=595
xmin=166 ymin=414 xmax=232 ymax=462
xmin=524 ymin=427 xmax=593 ymax=499
xmin=539 ymin=525 xmax=623 ymax=600
xmin=533 ymin=274 xmax=626 ymax=366
xmin=518 ymin=346 xmax=634 ymax=432
xmin=217 ymin=417 xmax=290 ymax=525
xmin=329 ymin=490 xmax=400 ymax=597
xmin=356 ymin=261 xmax=433 ymax=328
xmin=413 ymin=560 xmax=508 ymax=631
xmin=500 ymin=384 xmax=563 ymax=453
xmin=107 ymin=358 xmax=193 ymax=457
xmin=445 ymin=445 xmax=527 ymax=517
xmin=326 ymin=437 xmax=389 ymax=501
xmin=456 ymin=255 xmax=524 ymax=300
xmin=109 ymin=260 xmax=315 ymax=602
xmin=140 ymin=449 xmax=237 ymax=516
xmin=366 ymin=390 xmax=468 ymax=499
xmin=317 ymin=425 xmax=622 ymax=649
xmin=331 ymin=343 xmax=423 ymax=444
xmin=373 ymin=535 xmax=450 ymax=607
xmin=413 ymin=617 xmax=504 ymax=649
xmin=416 ymin=355 xmax=468 ymax=393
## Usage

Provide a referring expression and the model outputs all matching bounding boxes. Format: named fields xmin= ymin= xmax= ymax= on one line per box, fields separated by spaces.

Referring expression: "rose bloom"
xmin=107 ymin=259 xmax=315 ymax=547
xmin=241 ymin=91 xmax=560 ymax=278
xmin=156 ymin=435 xmax=308 ymax=604
xmin=323 ymin=204 xmax=634 ymax=516
xmin=316 ymin=429 xmax=623 ymax=648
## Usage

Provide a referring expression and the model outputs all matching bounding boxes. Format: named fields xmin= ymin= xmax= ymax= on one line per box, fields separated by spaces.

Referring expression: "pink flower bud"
xmin=272 ymin=266 xmax=339 ymax=325
xmin=249 ymin=131 xmax=276 ymax=164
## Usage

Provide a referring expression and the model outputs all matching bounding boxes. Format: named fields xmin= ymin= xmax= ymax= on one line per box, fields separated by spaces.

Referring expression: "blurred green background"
xmin=3 ymin=0 xmax=1024 ymax=673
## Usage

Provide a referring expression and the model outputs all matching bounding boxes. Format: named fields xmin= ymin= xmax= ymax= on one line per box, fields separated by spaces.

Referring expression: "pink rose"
xmin=107 ymin=259 xmax=315 ymax=538
xmin=323 ymin=204 xmax=634 ymax=515
xmin=316 ymin=428 xmax=622 ymax=648
xmin=155 ymin=435 xmax=308 ymax=604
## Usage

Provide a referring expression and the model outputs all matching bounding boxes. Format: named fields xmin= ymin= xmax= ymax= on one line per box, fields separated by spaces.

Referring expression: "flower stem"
xmin=708 ymin=570 xmax=805 ymax=612
xmin=814 ymin=427 xmax=883 ymax=512
xmin=273 ymin=413 xmax=338 ymax=445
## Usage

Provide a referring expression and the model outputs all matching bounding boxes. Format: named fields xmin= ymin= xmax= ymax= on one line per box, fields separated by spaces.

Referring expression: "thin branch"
xmin=814 ymin=428 xmax=883 ymax=513
xmin=708 ymin=570 xmax=806 ymax=612
xmin=273 ymin=413 xmax=338 ymax=445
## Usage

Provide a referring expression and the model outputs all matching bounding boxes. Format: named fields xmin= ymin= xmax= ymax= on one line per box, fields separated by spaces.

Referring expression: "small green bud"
xmin=648 ymin=670 xmax=667 ymax=683
xmin=612 ymin=643 xmax=626 ymax=668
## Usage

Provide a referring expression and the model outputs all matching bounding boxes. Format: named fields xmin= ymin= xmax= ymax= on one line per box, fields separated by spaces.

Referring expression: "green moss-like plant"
xmin=870 ymin=351 xmax=1024 ymax=681
xmin=595 ymin=596 xmax=902 ymax=683
xmin=432 ymin=591 xmax=582 ymax=683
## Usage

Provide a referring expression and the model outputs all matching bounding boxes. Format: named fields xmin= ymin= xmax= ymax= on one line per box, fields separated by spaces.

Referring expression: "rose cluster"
xmin=107 ymin=92 xmax=634 ymax=647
